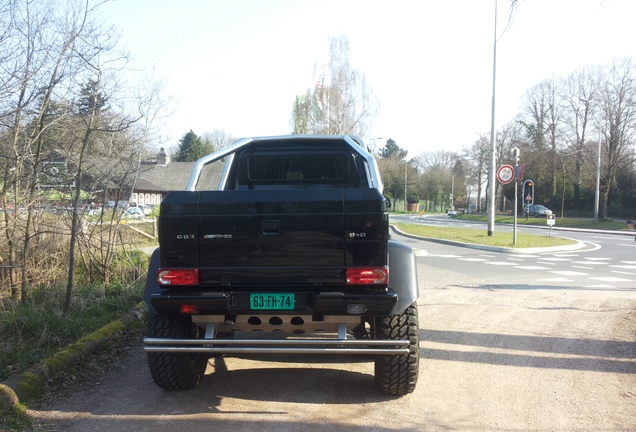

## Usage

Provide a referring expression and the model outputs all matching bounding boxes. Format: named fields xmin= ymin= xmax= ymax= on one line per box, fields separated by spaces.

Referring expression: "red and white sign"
xmin=497 ymin=165 xmax=515 ymax=185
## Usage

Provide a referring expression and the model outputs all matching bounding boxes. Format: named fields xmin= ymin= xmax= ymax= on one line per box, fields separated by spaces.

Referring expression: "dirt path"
xmin=29 ymin=262 xmax=636 ymax=431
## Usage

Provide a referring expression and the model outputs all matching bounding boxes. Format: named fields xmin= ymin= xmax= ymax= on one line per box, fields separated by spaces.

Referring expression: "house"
xmin=37 ymin=148 xmax=223 ymax=208
xmin=128 ymin=149 xmax=191 ymax=206
xmin=128 ymin=148 xmax=223 ymax=206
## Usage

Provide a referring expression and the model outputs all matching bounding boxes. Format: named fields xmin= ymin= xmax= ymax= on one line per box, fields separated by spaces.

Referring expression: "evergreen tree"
xmin=379 ymin=139 xmax=407 ymax=159
xmin=174 ymin=130 xmax=214 ymax=161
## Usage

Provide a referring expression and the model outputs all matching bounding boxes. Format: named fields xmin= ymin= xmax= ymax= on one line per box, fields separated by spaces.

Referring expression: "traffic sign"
xmin=497 ymin=165 xmax=515 ymax=185
xmin=547 ymin=213 xmax=555 ymax=226
xmin=514 ymin=164 xmax=525 ymax=183
xmin=38 ymin=161 xmax=75 ymax=188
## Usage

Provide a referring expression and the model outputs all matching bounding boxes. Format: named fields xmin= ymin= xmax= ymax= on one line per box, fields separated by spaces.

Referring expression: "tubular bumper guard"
xmin=145 ymin=319 xmax=409 ymax=355
xmin=143 ymin=337 xmax=410 ymax=355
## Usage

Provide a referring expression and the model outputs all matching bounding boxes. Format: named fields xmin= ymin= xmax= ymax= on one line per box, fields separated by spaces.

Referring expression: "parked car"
xmin=122 ymin=206 xmax=145 ymax=219
xmin=524 ymin=204 xmax=552 ymax=217
xmin=138 ymin=204 xmax=154 ymax=216
xmin=85 ymin=205 xmax=102 ymax=217
xmin=105 ymin=200 xmax=130 ymax=210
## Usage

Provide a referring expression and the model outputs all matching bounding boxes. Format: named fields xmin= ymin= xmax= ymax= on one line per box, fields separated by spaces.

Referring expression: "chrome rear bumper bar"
xmin=143 ymin=337 xmax=410 ymax=355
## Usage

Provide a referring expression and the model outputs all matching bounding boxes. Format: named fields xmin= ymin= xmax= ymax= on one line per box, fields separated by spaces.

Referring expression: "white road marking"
xmin=550 ymin=271 xmax=589 ymax=276
xmin=590 ymin=276 xmax=633 ymax=282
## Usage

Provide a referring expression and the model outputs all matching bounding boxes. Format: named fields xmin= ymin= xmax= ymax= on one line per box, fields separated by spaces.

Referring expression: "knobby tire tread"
xmin=146 ymin=313 xmax=208 ymax=390
xmin=374 ymin=302 xmax=419 ymax=395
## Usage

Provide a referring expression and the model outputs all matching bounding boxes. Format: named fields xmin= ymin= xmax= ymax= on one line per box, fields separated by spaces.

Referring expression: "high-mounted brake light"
xmin=346 ymin=267 xmax=388 ymax=285
xmin=157 ymin=269 xmax=199 ymax=286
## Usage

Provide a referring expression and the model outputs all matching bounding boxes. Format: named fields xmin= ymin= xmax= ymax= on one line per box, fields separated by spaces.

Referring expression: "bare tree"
xmin=545 ymin=76 xmax=567 ymax=198
xmin=519 ymin=80 xmax=551 ymax=153
xmin=292 ymin=35 xmax=378 ymax=138
xmin=414 ymin=150 xmax=459 ymax=212
xmin=598 ymin=57 xmax=636 ymax=219
xmin=517 ymin=79 xmax=565 ymax=206
xmin=202 ymin=129 xmax=235 ymax=153
xmin=463 ymin=136 xmax=490 ymax=212
xmin=0 ymin=0 xmax=169 ymax=307
xmin=0 ymin=0 xmax=89 ymax=300
xmin=561 ymin=66 xmax=602 ymax=207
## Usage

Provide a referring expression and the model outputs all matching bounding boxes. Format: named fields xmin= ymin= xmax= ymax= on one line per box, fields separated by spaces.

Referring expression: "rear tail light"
xmin=157 ymin=268 xmax=199 ymax=286
xmin=346 ymin=267 xmax=388 ymax=285
xmin=180 ymin=304 xmax=198 ymax=314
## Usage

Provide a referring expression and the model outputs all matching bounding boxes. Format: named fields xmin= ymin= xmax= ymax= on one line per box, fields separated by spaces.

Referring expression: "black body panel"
xmin=158 ymin=187 xmax=388 ymax=290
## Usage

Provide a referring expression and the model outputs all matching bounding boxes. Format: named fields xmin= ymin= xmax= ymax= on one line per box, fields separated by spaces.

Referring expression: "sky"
xmin=101 ymin=0 xmax=636 ymax=157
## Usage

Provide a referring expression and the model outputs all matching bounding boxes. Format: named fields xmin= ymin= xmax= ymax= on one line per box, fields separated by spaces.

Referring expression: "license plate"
xmin=250 ymin=293 xmax=295 ymax=310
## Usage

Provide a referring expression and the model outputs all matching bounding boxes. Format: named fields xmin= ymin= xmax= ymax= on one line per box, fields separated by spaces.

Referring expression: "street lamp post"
xmin=594 ymin=131 xmax=601 ymax=224
xmin=451 ymin=174 xmax=454 ymax=211
xmin=404 ymin=159 xmax=408 ymax=212
xmin=487 ymin=0 xmax=498 ymax=236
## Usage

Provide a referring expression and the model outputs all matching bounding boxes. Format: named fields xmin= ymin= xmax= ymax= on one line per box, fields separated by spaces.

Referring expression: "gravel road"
xmin=29 ymin=259 xmax=636 ymax=431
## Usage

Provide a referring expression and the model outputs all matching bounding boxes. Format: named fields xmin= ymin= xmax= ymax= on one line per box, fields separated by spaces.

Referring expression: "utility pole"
xmin=487 ymin=0 xmax=498 ymax=236
xmin=404 ymin=159 xmax=408 ymax=212
xmin=594 ymin=131 xmax=601 ymax=224
xmin=512 ymin=148 xmax=520 ymax=245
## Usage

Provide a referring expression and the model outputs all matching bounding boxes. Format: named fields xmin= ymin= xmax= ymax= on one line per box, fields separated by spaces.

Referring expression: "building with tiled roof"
xmin=38 ymin=148 xmax=223 ymax=207
xmin=129 ymin=149 xmax=222 ymax=206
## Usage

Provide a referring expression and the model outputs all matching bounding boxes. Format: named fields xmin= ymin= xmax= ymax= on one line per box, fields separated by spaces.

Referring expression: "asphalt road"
xmin=28 ymin=229 xmax=636 ymax=432
xmin=391 ymin=218 xmax=636 ymax=292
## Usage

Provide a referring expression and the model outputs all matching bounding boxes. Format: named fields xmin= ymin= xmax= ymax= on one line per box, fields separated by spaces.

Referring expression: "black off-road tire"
xmin=374 ymin=301 xmax=419 ymax=395
xmin=146 ymin=312 xmax=208 ymax=390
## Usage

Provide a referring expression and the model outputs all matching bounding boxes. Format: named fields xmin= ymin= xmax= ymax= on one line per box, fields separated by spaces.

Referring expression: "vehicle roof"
xmin=186 ymin=135 xmax=383 ymax=192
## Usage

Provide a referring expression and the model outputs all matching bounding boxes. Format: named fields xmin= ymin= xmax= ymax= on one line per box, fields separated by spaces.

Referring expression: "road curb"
xmin=0 ymin=302 xmax=147 ymax=411
xmin=389 ymin=225 xmax=586 ymax=254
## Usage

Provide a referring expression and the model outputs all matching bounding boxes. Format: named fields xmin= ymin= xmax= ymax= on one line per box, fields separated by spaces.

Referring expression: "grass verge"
xmin=0 ymin=283 xmax=143 ymax=384
xmin=393 ymin=222 xmax=577 ymax=248
xmin=0 ymin=284 xmax=144 ymax=431
xmin=453 ymin=213 xmax=634 ymax=231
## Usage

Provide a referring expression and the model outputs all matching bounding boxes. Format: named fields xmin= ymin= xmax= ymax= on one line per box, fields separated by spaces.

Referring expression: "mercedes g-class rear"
xmin=143 ymin=135 xmax=419 ymax=395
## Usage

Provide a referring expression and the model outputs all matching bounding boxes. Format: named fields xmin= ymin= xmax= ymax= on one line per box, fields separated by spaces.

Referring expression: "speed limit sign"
xmin=497 ymin=164 xmax=515 ymax=185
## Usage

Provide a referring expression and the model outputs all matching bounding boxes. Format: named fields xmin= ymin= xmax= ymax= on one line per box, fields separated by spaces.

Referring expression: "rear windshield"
xmin=247 ymin=153 xmax=351 ymax=182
